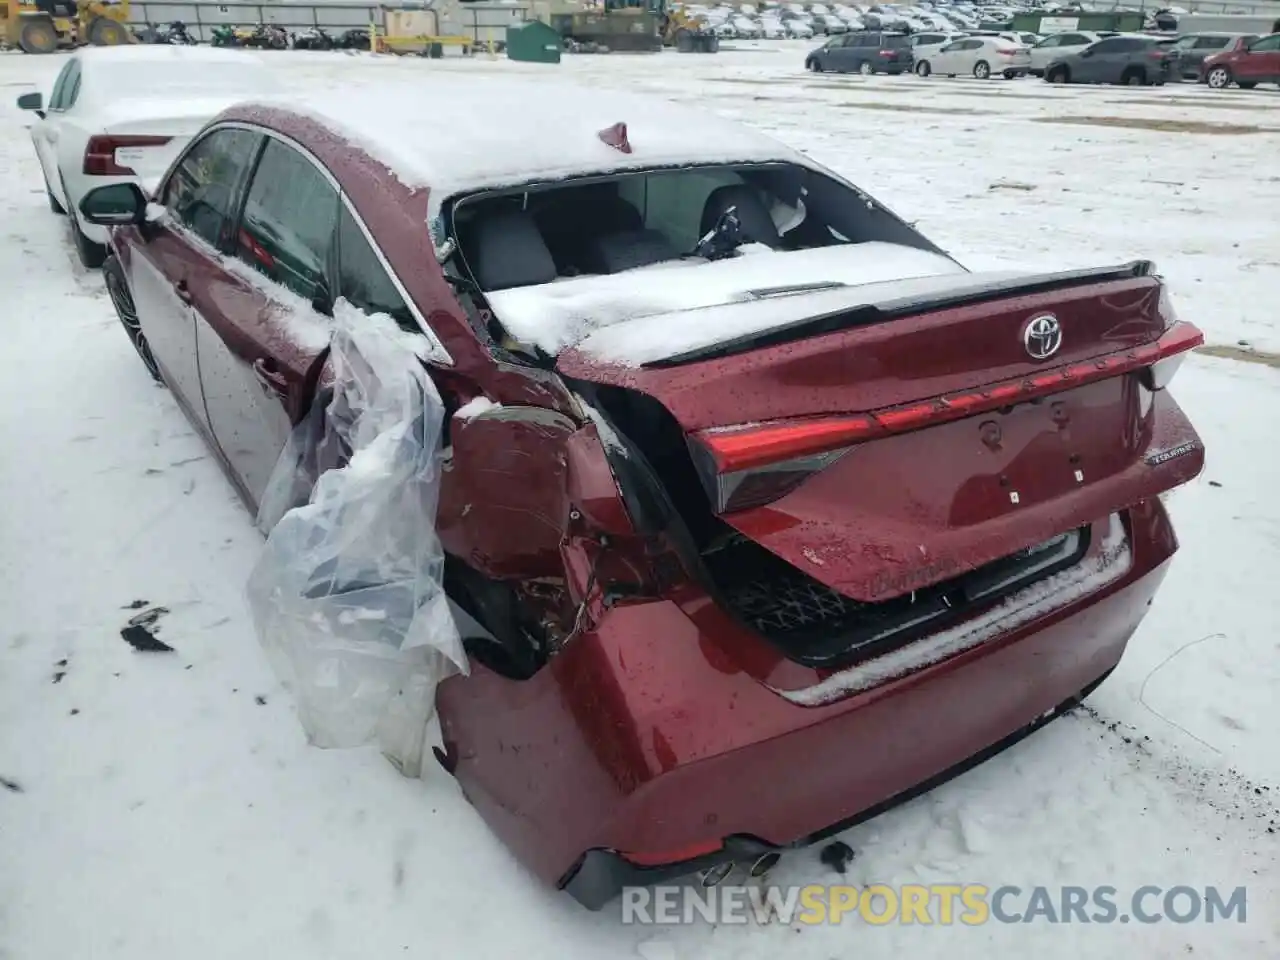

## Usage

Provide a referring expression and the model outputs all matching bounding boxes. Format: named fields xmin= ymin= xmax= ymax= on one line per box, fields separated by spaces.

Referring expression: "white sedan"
xmin=914 ymin=35 xmax=1032 ymax=79
xmin=16 ymin=45 xmax=282 ymax=269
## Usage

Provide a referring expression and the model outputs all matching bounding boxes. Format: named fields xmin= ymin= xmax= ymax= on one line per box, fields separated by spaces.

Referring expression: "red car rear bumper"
xmin=435 ymin=499 xmax=1178 ymax=909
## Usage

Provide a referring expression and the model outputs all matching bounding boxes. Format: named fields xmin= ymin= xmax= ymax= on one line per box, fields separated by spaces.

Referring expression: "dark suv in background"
xmin=805 ymin=30 xmax=914 ymax=74
xmin=1044 ymin=35 xmax=1175 ymax=86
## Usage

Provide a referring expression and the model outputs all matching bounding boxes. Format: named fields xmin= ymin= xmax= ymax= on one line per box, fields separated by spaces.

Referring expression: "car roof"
xmin=225 ymin=78 xmax=804 ymax=204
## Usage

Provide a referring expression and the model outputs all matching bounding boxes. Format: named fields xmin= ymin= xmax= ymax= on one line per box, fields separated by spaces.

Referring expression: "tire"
xmin=858 ymin=60 xmax=874 ymax=75
xmin=1003 ymin=69 xmax=1017 ymax=79
xmin=1121 ymin=67 xmax=1145 ymax=86
xmin=18 ymin=17 xmax=59 ymax=53
xmin=1205 ymin=65 xmax=1231 ymax=89
xmin=1047 ymin=66 xmax=1069 ymax=84
xmin=973 ymin=59 xmax=990 ymax=79
xmin=1238 ymin=81 xmax=1256 ymax=89
xmin=806 ymin=58 xmax=821 ymax=71
xmin=104 ymin=255 xmax=162 ymax=384
xmin=916 ymin=60 xmax=931 ymax=76
xmin=87 ymin=17 xmax=129 ymax=46
xmin=45 ymin=176 xmax=65 ymax=215
xmin=63 ymin=179 xmax=107 ymax=269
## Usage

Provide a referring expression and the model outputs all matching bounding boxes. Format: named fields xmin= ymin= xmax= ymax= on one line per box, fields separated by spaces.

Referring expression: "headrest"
xmin=699 ymin=184 xmax=782 ymax=249
xmin=469 ymin=211 xmax=558 ymax=291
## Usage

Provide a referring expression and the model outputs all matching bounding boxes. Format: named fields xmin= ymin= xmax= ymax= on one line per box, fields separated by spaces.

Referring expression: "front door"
xmin=195 ymin=136 xmax=338 ymax=511
xmin=1236 ymin=33 xmax=1280 ymax=82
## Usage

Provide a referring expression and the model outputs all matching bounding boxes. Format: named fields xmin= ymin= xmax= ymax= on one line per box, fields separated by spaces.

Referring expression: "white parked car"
xmin=914 ymin=34 xmax=1032 ymax=78
xmin=758 ymin=14 xmax=787 ymax=36
xmin=16 ymin=45 xmax=282 ymax=269
xmin=731 ymin=14 xmax=762 ymax=36
xmin=1027 ymin=30 xmax=1104 ymax=75
xmin=909 ymin=29 xmax=966 ymax=61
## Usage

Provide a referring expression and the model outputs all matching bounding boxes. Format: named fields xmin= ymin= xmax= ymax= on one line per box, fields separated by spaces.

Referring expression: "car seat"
xmin=467 ymin=211 xmax=558 ymax=291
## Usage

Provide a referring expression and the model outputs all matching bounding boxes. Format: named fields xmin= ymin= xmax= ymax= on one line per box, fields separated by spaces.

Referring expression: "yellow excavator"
xmin=2 ymin=0 xmax=133 ymax=54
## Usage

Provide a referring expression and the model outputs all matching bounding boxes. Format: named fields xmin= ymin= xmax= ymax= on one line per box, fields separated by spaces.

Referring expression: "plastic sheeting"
xmin=245 ymin=303 xmax=466 ymax=777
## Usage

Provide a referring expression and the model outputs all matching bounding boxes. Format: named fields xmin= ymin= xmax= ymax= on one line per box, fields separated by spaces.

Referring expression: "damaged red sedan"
xmin=78 ymin=78 xmax=1205 ymax=909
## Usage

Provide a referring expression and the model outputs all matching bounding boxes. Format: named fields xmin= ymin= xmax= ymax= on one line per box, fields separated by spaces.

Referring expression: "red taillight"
xmin=83 ymin=134 xmax=172 ymax=176
xmin=688 ymin=318 xmax=1203 ymax=511
xmin=879 ymin=49 xmax=897 ymax=56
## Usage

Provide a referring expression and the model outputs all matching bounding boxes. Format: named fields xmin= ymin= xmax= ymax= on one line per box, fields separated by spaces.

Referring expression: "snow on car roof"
xmin=244 ymin=77 xmax=805 ymax=200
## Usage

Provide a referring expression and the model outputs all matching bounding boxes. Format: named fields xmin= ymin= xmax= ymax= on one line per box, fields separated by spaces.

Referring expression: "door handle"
xmin=252 ymin=357 xmax=289 ymax=396
xmin=174 ymin=280 xmax=193 ymax=305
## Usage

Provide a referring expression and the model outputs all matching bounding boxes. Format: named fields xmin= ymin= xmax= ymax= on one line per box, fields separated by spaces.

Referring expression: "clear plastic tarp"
xmin=245 ymin=303 xmax=466 ymax=777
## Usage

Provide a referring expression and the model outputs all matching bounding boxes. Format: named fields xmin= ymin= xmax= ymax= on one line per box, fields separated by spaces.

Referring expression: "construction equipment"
xmin=533 ymin=0 xmax=665 ymax=53
xmin=661 ymin=4 xmax=718 ymax=52
xmin=2 ymin=0 xmax=132 ymax=54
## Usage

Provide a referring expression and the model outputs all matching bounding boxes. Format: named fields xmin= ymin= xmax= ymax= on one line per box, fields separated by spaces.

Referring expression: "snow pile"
xmin=780 ymin=514 xmax=1133 ymax=706
xmin=453 ymin=396 xmax=501 ymax=420
xmin=486 ymin=242 xmax=970 ymax=358
xmin=245 ymin=302 xmax=465 ymax=776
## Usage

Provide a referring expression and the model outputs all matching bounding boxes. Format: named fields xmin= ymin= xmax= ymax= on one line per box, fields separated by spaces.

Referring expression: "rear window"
xmin=881 ymin=34 xmax=909 ymax=48
xmin=450 ymin=163 xmax=947 ymax=353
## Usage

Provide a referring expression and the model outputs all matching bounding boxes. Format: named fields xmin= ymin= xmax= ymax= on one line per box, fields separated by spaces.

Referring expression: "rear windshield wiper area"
xmin=642 ymin=260 xmax=1155 ymax=369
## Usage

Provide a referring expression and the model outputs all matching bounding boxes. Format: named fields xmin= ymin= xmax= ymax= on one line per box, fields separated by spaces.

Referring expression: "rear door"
xmin=194 ymin=134 xmax=339 ymax=510
xmin=127 ymin=125 xmax=263 ymax=432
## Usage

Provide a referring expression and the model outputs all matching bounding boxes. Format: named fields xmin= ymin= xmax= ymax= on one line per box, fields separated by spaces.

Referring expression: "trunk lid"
xmin=556 ymin=261 xmax=1204 ymax=604
xmin=101 ymin=96 xmax=245 ymax=182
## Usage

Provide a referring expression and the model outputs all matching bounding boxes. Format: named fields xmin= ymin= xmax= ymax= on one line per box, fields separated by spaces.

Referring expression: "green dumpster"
xmin=506 ymin=20 xmax=562 ymax=64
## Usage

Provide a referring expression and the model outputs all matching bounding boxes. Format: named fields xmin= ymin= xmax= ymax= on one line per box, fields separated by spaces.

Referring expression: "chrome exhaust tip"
xmin=699 ymin=861 xmax=736 ymax=888
xmin=749 ymin=852 xmax=781 ymax=878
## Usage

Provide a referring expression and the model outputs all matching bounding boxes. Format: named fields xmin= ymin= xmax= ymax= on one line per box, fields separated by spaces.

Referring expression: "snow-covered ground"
xmin=1 ymin=44 xmax=1277 ymax=960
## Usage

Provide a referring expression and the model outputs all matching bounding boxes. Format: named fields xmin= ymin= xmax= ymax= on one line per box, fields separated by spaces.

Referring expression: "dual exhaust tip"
xmin=698 ymin=852 xmax=781 ymax=888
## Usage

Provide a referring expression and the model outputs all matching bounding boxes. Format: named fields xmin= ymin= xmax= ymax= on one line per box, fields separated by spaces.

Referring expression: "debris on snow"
xmin=820 ymin=840 xmax=855 ymax=874
xmin=120 ymin=606 xmax=173 ymax=653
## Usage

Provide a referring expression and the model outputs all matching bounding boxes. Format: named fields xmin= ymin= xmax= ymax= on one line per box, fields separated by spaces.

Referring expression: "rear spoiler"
xmin=643 ymin=260 xmax=1157 ymax=369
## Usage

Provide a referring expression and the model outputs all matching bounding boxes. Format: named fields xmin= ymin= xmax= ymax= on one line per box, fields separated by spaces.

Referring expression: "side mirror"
xmin=16 ymin=91 xmax=43 ymax=114
xmin=79 ymin=182 xmax=149 ymax=227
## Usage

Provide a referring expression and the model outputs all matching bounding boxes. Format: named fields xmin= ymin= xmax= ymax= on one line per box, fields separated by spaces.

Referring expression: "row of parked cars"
xmin=675 ymin=0 xmax=1034 ymax=41
xmin=805 ymin=26 xmax=1280 ymax=87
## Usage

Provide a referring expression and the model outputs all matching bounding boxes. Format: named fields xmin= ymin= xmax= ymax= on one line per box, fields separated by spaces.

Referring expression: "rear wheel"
xmin=915 ymin=60 xmax=931 ymax=76
xmin=1047 ymin=66 xmax=1069 ymax=84
xmin=18 ymin=17 xmax=59 ymax=53
xmin=858 ymin=60 xmax=874 ymax=75
xmin=973 ymin=59 xmax=990 ymax=79
xmin=62 ymin=178 xmax=106 ymax=269
xmin=44 ymin=175 xmax=65 ymax=215
xmin=1205 ymin=65 xmax=1231 ymax=89
xmin=1121 ymin=67 xmax=1145 ymax=86
xmin=104 ymin=255 xmax=162 ymax=383
xmin=87 ymin=17 xmax=129 ymax=46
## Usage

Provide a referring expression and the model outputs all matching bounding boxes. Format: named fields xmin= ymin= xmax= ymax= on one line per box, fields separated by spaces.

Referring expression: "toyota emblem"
xmin=1023 ymin=314 xmax=1062 ymax=360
